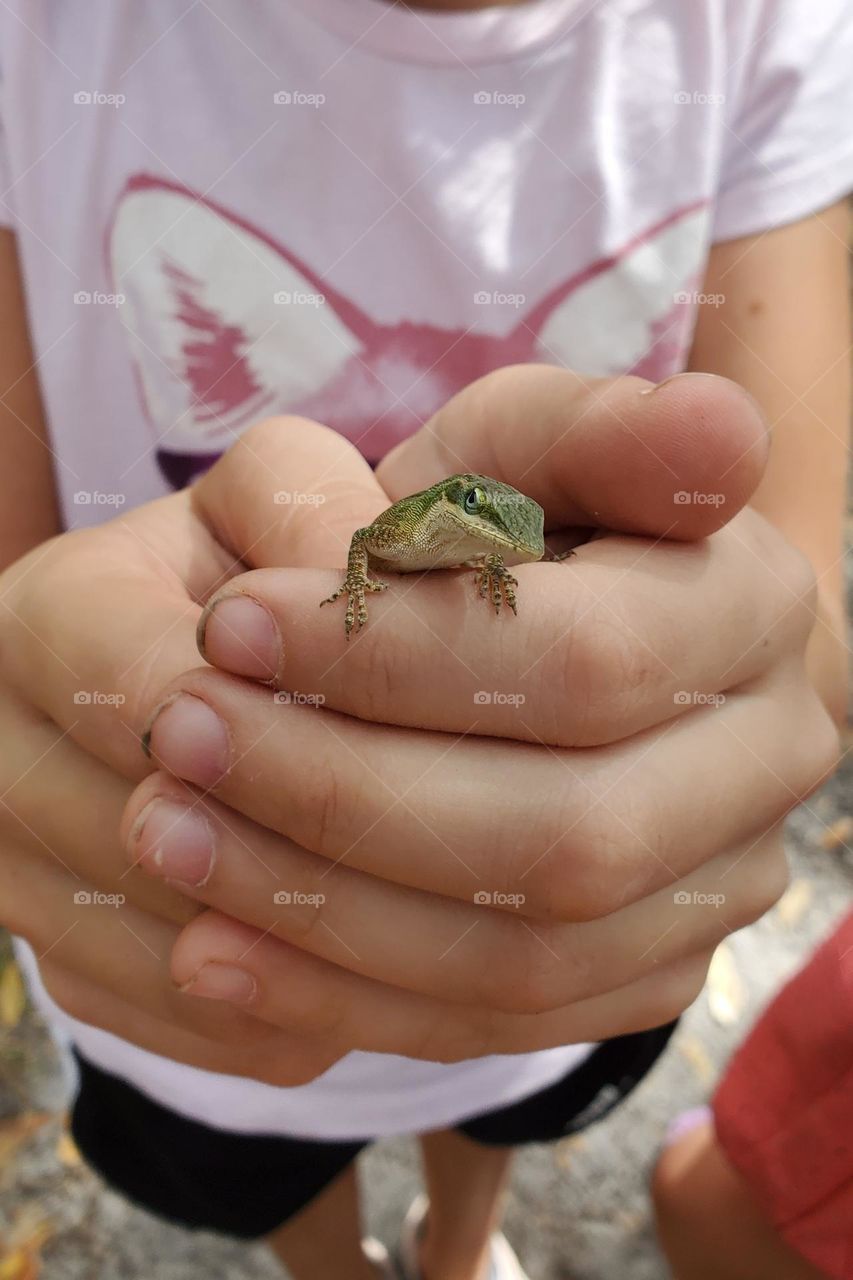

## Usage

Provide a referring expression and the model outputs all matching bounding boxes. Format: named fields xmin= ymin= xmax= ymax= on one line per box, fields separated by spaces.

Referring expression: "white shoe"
xmin=399 ymin=1194 xmax=530 ymax=1280
xmin=363 ymin=1235 xmax=398 ymax=1279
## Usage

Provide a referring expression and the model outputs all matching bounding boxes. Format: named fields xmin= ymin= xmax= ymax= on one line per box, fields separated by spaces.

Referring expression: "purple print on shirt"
xmin=108 ymin=175 xmax=709 ymax=489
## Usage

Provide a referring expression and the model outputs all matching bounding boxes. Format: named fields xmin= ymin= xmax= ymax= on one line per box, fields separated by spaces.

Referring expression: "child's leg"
xmin=652 ymin=1119 xmax=826 ymax=1280
xmin=416 ymin=1128 xmax=515 ymax=1280
xmin=266 ymin=1162 xmax=381 ymax=1280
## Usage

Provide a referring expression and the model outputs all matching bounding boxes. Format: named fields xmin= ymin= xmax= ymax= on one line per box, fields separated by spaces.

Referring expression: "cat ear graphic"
xmin=520 ymin=201 xmax=710 ymax=382
xmin=109 ymin=176 xmax=710 ymax=489
xmin=109 ymin=175 xmax=370 ymax=484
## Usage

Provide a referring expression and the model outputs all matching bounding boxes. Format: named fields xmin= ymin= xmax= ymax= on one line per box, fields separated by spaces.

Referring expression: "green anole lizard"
xmin=320 ymin=473 xmax=550 ymax=637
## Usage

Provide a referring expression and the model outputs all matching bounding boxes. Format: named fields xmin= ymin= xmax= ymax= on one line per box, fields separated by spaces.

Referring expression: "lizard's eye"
xmin=464 ymin=486 xmax=486 ymax=513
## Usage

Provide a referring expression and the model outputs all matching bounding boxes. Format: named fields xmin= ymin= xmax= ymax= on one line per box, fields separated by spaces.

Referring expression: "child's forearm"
xmin=688 ymin=204 xmax=850 ymax=731
xmin=0 ymin=233 xmax=62 ymax=566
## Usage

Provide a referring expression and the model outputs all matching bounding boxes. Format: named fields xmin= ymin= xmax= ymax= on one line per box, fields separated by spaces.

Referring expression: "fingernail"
xmin=180 ymin=963 xmax=257 ymax=1004
xmin=198 ymin=594 xmax=281 ymax=681
xmin=663 ymin=1105 xmax=713 ymax=1148
xmin=129 ymin=799 xmax=215 ymax=887
xmin=143 ymin=694 xmax=230 ymax=788
xmin=639 ymin=372 xmax=695 ymax=396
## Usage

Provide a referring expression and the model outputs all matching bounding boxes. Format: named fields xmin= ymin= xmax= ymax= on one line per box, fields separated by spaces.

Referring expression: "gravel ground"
xmin=2 ymin=565 xmax=851 ymax=1280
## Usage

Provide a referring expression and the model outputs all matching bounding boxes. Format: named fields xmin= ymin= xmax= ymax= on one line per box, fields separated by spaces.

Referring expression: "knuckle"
xmin=750 ymin=526 xmax=819 ymax=648
xmin=721 ymin=834 xmax=791 ymax=930
xmin=270 ymin=866 xmax=332 ymax=946
xmin=357 ymin=632 xmax=410 ymax=719
xmin=787 ymin=575 xmax=821 ymax=650
xmin=576 ymin=798 xmax=656 ymax=917
xmin=783 ymin=541 xmax=819 ymax=614
xmin=800 ymin=699 xmax=842 ymax=796
xmin=669 ymin=952 xmax=713 ymax=1016
xmin=262 ymin=1049 xmax=342 ymax=1088
xmin=488 ymin=833 xmax=539 ymax=910
xmin=289 ymin=984 xmax=349 ymax=1039
xmin=412 ymin=1003 xmax=504 ymax=1063
xmin=292 ymin=750 xmax=354 ymax=858
xmin=751 ymin=844 xmax=791 ymax=918
xmin=232 ymin=415 xmax=360 ymax=478
xmin=479 ymin=918 xmax=575 ymax=1014
xmin=232 ymin=415 xmax=304 ymax=461
xmin=492 ymin=786 xmax=584 ymax=915
xmin=522 ymin=795 xmax=644 ymax=922
xmin=433 ymin=365 xmax=562 ymax=462
xmin=773 ymin=686 xmax=842 ymax=808
xmin=649 ymin=950 xmax=713 ymax=1025
xmin=555 ymin=597 xmax=660 ymax=746
xmin=406 ymin=1009 xmax=460 ymax=1062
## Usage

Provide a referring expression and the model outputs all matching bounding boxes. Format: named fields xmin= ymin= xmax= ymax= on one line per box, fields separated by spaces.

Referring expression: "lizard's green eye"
xmin=464 ymin=486 xmax=486 ymax=513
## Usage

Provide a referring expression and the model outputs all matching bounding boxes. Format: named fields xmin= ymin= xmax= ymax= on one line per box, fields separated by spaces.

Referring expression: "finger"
xmin=7 ymin=801 xmax=711 ymax=1059
xmin=195 ymin=510 xmax=816 ymax=745
xmin=0 ymin=419 xmax=383 ymax=779
xmin=0 ymin=682 xmax=199 ymax=926
xmin=123 ymin=771 xmax=786 ymax=1015
xmin=1 ymin=851 xmax=284 ymax=1051
xmin=191 ymin=414 xmax=385 ymax=569
xmin=378 ymin=367 xmax=769 ymax=539
xmin=36 ymin=960 xmax=340 ymax=1087
xmin=0 ymin=495 xmax=220 ymax=778
xmin=140 ymin=656 xmax=834 ymax=922
xmin=172 ymin=909 xmax=713 ymax=1058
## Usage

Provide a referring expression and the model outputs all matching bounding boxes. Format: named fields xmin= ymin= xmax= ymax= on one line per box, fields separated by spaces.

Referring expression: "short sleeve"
xmin=713 ymin=0 xmax=853 ymax=242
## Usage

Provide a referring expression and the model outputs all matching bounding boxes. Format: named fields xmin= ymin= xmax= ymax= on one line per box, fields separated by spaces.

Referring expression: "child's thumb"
xmin=377 ymin=366 xmax=769 ymax=540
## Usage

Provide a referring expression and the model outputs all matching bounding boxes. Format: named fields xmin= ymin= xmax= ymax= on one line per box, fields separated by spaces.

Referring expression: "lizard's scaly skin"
xmin=320 ymin=474 xmax=545 ymax=637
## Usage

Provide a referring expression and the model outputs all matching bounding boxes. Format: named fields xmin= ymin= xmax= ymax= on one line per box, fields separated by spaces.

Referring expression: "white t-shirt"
xmin=4 ymin=0 xmax=853 ymax=1140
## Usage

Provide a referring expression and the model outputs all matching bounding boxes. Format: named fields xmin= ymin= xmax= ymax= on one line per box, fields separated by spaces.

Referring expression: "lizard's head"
xmin=441 ymin=474 xmax=545 ymax=564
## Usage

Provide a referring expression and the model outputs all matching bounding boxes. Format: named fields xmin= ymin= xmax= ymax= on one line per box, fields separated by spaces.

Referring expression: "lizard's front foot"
xmin=320 ymin=573 xmax=388 ymax=637
xmin=475 ymin=553 xmax=519 ymax=616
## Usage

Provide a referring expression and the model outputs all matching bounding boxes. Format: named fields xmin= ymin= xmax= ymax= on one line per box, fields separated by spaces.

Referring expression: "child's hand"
xmin=0 ymin=420 xmax=386 ymax=1084
xmin=116 ymin=369 xmax=837 ymax=1063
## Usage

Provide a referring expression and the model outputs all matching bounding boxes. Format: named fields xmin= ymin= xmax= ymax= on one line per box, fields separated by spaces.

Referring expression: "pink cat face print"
xmin=109 ymin=176 xmax=709 ymax=489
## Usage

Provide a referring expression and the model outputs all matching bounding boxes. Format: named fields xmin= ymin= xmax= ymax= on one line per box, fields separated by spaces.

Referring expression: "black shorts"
xmin=70 ymin=1020 xmax=676 ymax=1239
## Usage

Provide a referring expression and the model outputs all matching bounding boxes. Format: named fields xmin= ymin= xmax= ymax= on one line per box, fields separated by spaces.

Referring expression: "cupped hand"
xmin=118 ymin=368 xmax=838 ymax=1061
xmin=0 ymin=422 xmax=386 ymax=1083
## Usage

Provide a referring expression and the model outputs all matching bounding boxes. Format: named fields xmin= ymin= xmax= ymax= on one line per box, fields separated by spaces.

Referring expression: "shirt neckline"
xmin=287 ymin=0 xmax=593 ymax=67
